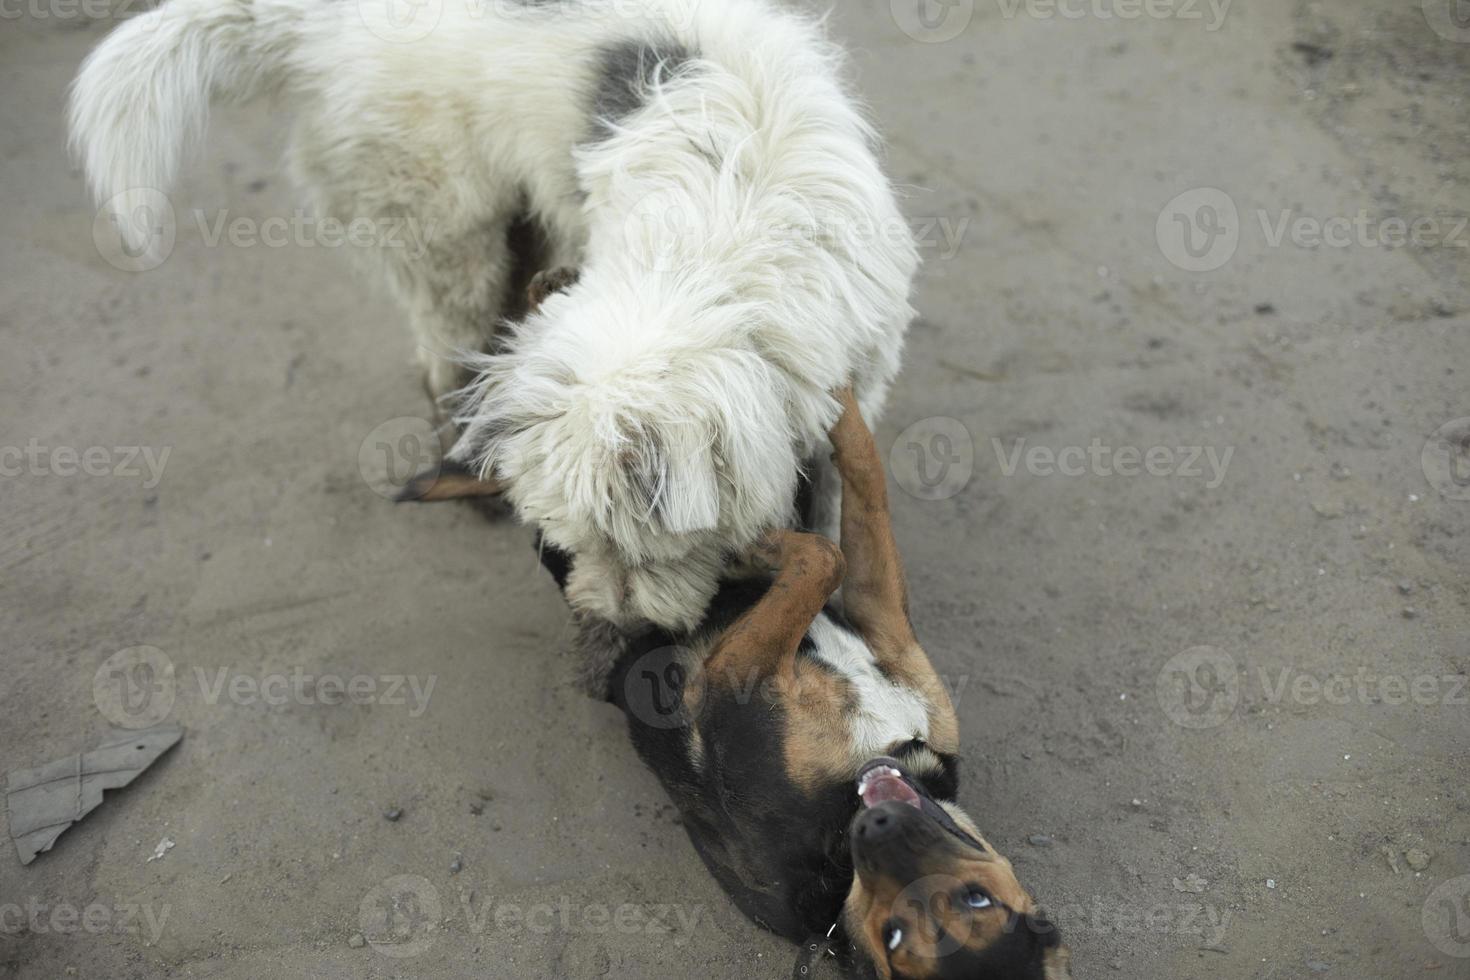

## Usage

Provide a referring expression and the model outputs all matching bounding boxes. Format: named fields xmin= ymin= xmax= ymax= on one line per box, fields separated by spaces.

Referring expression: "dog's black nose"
xmin=855 ymin=805 xmax=900 ymax=842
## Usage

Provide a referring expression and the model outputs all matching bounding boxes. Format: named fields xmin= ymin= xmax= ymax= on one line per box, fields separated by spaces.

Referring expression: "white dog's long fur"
xmin=71 ymin=0 xmax=918 ymax=630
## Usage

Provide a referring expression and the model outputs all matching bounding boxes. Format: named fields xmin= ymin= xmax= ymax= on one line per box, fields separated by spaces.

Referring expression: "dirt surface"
xmin=2 ymin=2 xmax=1468 ymax=978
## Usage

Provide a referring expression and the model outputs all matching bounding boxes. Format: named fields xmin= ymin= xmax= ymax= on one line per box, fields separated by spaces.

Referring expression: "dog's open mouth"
xmin=857 ymin=762 xmax=922 ymax=810
xmin=854 ymin=757 xmax=988 ymax=851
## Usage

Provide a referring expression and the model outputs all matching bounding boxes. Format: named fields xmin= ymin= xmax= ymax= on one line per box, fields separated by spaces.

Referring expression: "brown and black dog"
xmin=568 ymin=391 xmax=1069 ymax=979
xmin=403 ymin=275 xmax=1068 ymax=979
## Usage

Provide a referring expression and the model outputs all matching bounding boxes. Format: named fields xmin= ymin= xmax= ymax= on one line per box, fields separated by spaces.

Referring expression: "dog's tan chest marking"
xmin=782 ymin=615 xmax=938 ymax=794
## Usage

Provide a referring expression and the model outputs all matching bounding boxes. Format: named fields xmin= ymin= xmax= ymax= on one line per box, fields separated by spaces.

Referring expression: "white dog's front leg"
xmin=389 ymin=219 xmax=523 ymax=405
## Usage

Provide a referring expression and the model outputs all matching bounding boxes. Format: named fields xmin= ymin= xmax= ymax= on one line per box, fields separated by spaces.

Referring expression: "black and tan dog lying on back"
xmin=588 ymin=392 xmax=1070 ymax=978
xmin=403 ymin=278 xmax=1067 ymax=978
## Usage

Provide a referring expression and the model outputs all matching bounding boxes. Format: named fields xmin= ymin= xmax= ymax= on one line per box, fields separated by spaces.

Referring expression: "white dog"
xmin=72 ymin=0 xmax=918 ymax=630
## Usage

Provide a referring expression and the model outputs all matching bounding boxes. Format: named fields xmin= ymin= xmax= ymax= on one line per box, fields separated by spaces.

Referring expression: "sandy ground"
xmin=2 ymin=1 xmax=1468 ymax=977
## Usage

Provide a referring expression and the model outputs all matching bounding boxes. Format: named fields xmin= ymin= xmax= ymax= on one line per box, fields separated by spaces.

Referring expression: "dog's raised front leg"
xmin=396 ymin=264 xmax=581 ymax=503
xmin=829 ymin=388 xmax=915 ymax=656
xmin=382 ymin=215 xmax=525 ymax=405
xmin=829 ymin=390 xmax=956 ymax=744
xmin=702 ymin=530 xmax=844 ymax=693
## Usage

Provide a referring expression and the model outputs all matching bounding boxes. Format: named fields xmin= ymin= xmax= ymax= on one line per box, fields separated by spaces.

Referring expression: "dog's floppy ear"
xmin=622 ymin=420 xmax=720 ymax=534
xmin=395 ymin=457 xmax=504 ymax=502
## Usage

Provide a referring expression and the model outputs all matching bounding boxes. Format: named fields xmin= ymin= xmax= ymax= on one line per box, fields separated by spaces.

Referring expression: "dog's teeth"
xmin=858 ymin=765 xmax=903 ymax=793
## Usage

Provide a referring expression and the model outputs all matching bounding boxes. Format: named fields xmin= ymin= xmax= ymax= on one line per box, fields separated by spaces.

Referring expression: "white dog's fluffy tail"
xmin=69 ymin=0 xmax=303 ymax=262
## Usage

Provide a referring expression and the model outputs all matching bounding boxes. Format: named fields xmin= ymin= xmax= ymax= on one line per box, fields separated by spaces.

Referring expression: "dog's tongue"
xmin=860 ymin=773 xmax=922 ymax=810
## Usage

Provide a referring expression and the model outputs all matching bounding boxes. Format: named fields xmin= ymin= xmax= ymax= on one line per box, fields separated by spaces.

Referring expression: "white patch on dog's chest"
xmin=805 ymin=615 xmax=931 ymax=758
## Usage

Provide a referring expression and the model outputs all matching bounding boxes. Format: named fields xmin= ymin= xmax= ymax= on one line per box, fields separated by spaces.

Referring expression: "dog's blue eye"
xmin=964 ymin=888 xmax=993 ymax=910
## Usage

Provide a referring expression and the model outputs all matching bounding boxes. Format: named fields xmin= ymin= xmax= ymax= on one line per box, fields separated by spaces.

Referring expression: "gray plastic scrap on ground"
xmin=5 ymin=725 xmax=182 ymax=864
